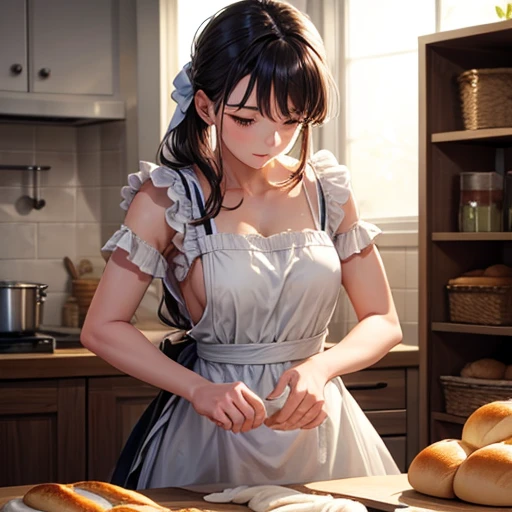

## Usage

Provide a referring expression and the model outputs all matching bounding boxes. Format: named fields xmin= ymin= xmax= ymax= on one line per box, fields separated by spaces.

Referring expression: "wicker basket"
xmin=440 ymin=375 xmax=512 ymax=417
xmin=458 ymin=68 xmax=512 ymax=130
xmin=446 ymin=284 xmax=512 ymax=325
xmin=72 ymin=278 xmax=100 ymax=326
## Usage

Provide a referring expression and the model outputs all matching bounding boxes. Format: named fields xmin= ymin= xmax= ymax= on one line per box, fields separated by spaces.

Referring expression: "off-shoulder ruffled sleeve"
xmin=310 ymin=149 xmax=382 ymax=261
xmin=102 ymin=161 xmax=202 ymax=282
xmin=101 ymin=224 xmax=168 ymax=278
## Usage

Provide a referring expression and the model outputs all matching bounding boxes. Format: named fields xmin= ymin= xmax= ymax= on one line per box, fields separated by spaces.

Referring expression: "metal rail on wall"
xmin=0 ymin=164 xmax=51 ymax=210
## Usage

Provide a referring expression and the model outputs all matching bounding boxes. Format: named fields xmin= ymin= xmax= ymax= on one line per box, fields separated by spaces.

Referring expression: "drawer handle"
xmin=345 ymin=382 xmax=388 ymax=391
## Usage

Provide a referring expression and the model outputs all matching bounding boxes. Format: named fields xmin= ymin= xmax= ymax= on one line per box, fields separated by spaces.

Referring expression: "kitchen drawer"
xmin=365 ymin=410 xmax=406 ymax=436
xmin=343 ymin=369 xmax=406 ymax=410
xmin=383 ymin=436 xmax=406 ymax=472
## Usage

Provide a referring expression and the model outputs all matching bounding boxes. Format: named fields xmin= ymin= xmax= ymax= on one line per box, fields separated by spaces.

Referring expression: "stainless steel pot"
xmin=0 ymin=281 xmax=48 ymax=334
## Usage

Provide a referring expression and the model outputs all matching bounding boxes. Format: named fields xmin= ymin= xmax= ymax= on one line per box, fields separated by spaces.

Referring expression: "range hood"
xmin=0 ymin=93 xmax=125 ymax=126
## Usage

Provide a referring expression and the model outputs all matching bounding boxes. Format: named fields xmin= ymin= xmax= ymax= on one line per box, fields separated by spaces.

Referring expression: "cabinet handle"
xmin=38 ymin=67 xmax=51 ymax=79
xmin=345 ymin=382 xmax=388 ymax=391
xmin=10 ymin=63 xmax=23 ymax=75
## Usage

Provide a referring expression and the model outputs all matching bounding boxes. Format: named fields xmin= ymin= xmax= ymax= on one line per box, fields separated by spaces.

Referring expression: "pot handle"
xmin=37 ymin=284 xmax=48 ymax=302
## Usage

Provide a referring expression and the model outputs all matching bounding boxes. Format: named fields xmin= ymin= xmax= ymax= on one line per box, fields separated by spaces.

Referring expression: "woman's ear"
xmin=194 ymin=90 xmax=215 ymax=125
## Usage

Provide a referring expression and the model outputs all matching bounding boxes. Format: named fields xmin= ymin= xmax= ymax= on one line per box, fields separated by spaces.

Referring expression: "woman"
xmin=81 ymin=0 xmax=402 ymax=491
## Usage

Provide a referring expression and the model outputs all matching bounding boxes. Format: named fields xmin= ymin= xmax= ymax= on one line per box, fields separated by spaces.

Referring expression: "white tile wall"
xmin=0 ymin=121 xmax=128 ymax=325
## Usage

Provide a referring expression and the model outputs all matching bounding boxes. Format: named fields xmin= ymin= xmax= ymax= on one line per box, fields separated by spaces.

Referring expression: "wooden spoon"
xmin=63 ymin=257 xmax=79 ymax=280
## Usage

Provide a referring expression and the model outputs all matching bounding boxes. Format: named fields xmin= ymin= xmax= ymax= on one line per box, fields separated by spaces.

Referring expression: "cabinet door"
xmin=28 ymin=0 xmax=114 ymax=95
xmin=0 ymin=379 xmax=86 ymax=486
xmin=88 ymin=376 xmax=159 ymax=481
xmin=0 ymin=0 xmax=27 ymax=92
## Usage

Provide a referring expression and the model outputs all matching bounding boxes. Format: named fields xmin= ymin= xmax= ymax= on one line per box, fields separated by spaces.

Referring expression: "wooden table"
xmin=1 ymin=475 xmax=511 ymax=512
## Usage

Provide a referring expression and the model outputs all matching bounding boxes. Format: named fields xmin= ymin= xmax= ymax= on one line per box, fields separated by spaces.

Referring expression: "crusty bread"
xmin=460 ymin=358 xmax=506 ymax=380
xmin=453 ymin=440 xmax=512 ymax=506
xmin=23 ymin=484 xmax=105 ymax=512
xmin=72 ymin=482 xmax=162 ymax=508
xmin=483 ymin=263 xmax=512 ymax=277
xmin=407 ymin=439 xmax=473 ymax=499
xmin=18 ymin=481 xmax=170 ymax=512
xmin=447 ymin=275 xmax=512 ymax=286
xmin=462 ymin=400 xmax=512 ymax=449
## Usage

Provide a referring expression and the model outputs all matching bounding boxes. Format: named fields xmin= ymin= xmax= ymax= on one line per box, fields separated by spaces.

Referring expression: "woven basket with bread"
xmin=0 ymin=481 xmax=202 ymax=512
xmin=408 ymin=400 xmax=512 ymax=506
xmin=441 ymin=358 xmax=512 ymax=417
xmin=446 ymin=264 xmax=512 ymax=325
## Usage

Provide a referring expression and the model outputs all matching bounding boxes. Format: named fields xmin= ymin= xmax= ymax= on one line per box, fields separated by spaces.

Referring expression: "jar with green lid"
xmin=459 ymin=172 xmax=503 ymax=232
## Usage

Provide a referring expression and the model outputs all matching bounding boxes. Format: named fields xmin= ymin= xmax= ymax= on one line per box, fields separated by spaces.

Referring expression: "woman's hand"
xmin=264 ymin=357 xmax=329 ymax=431
xmin=190 ymin=381 xmax=267 ymax=433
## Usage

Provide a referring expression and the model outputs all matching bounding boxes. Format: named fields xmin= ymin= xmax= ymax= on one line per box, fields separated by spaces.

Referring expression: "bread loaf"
xmin=462 ymin=400 xmax=512 ymax=449
xmin=2 ymin=481 xmax=177 ymax=512
xmin=460 ymin=358 xmax=506 ymax=379
xmin=453 ymin=439 xmax=512 ymax=506
xmin=407 ymin=439 xmax=473 ymax=499
xmin=483 ymin=263 xmax=512 ymax=277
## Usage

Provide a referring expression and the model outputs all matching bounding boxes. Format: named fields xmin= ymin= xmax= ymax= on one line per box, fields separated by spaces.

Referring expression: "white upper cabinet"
xmin=0 ymin=0 xmax=115 ymax=96
xmin=0 ymin=0 xmax=27 ymax=92
xmin=29 ymin=0 xmax=114 ymax=95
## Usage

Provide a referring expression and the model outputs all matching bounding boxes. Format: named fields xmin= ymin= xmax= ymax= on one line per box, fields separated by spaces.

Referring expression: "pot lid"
xmin=0 ymin=281 xmax=48 ymax=289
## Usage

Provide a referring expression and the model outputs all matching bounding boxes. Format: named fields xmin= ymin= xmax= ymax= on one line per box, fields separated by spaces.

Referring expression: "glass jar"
xmin=459 ymin=172 xmax=503 ymax=232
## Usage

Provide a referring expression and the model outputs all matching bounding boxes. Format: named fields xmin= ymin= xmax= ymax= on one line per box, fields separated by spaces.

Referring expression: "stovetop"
xmin=0 ymin=332 xmax=56 ymax=354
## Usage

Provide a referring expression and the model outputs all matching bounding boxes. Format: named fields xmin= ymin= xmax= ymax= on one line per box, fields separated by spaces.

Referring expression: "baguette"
xmin=3 ymin=481 xmax=173 ymax=512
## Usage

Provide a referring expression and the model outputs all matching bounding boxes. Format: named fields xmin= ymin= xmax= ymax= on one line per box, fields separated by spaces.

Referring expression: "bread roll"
xmin=462 ymin=400 xmax=512 ymax=449
xmin=407 ymin=439 xmax=473 ymax=499
xmin=453 ymin=439 xmax=512 ymax=506
xmin=460 ymin=358 xmax=506 ymax=380
xmin=448 ymin=276 xmax=512 ymax=286
xmin=483 ymin=263 xmax=512 ymax=277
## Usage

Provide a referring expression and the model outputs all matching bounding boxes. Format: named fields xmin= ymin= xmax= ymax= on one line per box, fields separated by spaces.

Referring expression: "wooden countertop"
xmin=0 ymin=329 xmax=418 ymax=380
xmin=1 ymin=475 xmax=510 ymax=512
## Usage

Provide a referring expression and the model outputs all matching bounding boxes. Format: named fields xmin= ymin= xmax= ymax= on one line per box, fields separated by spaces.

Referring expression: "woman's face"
xmin=217 ymin=75 xmax=302 ymax=170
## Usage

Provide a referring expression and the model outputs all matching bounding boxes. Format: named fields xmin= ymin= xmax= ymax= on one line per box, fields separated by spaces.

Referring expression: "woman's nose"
xmin=265 ymin=130 xmax=282 ymax=147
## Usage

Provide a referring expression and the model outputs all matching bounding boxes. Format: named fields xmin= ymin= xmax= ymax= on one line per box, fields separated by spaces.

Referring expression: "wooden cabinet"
xmin=418 ymin=20 xmax=512 ymax=448
xmin=0 ymin=379 xmax=86 ymax=486
xmin=0 ymin=0 xmax=27 ymax=93
xmin=344 ymin=367 xmax=419 ymax=472
xmin=88 ymin=376 xmax=159 ymax=482
xmin=0 ymin=0 xmax=115 ymax=95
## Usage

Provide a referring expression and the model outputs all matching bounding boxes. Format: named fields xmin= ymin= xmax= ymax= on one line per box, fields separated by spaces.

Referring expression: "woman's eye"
xmin=230 ymin=116 xmax=255 ymax=127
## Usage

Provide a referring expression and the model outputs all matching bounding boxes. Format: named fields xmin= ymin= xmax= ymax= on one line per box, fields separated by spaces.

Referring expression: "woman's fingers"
xmin=240 ymin=388 xmax=267 ymax=430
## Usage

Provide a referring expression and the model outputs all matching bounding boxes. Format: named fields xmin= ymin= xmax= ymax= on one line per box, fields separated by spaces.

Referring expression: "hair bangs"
xmin=222 ymin=37 xmax=335 ymax=125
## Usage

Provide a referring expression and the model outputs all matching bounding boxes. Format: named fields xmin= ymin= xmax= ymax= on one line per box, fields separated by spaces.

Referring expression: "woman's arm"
xmin=81 ymin=180 xmax=266 ymax=432
xmin=81 ymin=181 xmax=209 ymax=400
xmin=313 ymin=191 xmax=402 ymax=378
xmin=265 ymin=192 xmax=402 ymax=430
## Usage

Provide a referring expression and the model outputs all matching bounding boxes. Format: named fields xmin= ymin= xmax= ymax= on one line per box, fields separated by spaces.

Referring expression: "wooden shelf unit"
xmin=418 ymin=19 xmax=512 ymax=448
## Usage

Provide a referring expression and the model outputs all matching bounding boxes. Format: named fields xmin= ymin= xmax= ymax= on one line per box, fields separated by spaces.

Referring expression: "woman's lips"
xmin=253 ymin=153 xmax=269 ymax=157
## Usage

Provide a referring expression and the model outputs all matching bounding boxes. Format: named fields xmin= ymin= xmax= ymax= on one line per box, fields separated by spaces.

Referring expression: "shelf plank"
xmin=432 ymin=127 xmax=512 ymax=144
xmin=431 ymin=412 xmax=467 ymax=425
xmin=432 ymin=322 xmax=512 ymax=336
xmin=432 ymin=232 xmax=512 ymax=241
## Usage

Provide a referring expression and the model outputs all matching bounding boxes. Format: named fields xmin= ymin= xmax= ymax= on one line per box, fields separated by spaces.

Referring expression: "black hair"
xmin=158 ymin=0 xmax=338 ymax=225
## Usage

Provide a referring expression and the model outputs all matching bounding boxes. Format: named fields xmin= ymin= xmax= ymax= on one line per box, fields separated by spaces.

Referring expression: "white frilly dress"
xmin=102 ymin=150 xmax=400 ymax=491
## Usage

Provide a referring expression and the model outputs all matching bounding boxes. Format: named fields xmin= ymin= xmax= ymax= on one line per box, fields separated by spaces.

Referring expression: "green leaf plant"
xmin=496 ymin=3 xmax=512 ymax=19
